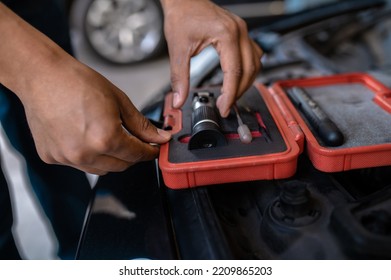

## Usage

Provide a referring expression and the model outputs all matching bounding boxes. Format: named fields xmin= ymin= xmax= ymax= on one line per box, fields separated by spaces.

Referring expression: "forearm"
xmin=0 ymin=3 xmax=171 ymax=174
xmin=0 ymin=3 xmax=74 ymax=103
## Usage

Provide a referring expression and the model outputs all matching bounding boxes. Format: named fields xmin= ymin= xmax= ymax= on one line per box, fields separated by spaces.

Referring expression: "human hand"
xmin=21 ymin=60 xmax=171 ymax=175
xmin=160 ymin=0 xmax=263 ymax=117
xmin=0 ymin=3 xmax=171 ymax=175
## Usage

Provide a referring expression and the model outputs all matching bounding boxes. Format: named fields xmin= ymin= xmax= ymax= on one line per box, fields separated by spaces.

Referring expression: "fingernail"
xmin=158 ymin=128 xmax=172 ymax=140
xmin=173 ymin=92 xmax=181 ymax=108
xmin=220 ymin=108 xmax=230 ymax=118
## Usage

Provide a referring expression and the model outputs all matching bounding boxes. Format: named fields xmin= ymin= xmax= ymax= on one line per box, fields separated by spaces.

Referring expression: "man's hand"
xmin=0 ymin=3 xmax=171 ymax=175
xmin=22 ymin=61 xmax=171 ymax=175
xmin=160 ymin=0 xmax=263 ymax=117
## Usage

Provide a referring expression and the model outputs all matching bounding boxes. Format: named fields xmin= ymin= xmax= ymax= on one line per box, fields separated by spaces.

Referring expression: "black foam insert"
xmin=168 ymin=86 xmax=287 ymax=163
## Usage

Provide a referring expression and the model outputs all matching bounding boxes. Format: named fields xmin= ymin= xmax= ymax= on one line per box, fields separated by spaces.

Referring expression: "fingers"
xmin=161 ymin=1 xmax=263 ymax=118
xmin=167 ymin=44 xmax=191 ymax=109
xmin=38 ymin=92 xmax=170 ymax=175
xmin=217 ymin=18 xmax=263 ymax=117
xmin=237 ymin=33 xmax=263 ymax=98
xmin=65 ymin=156 xmax=129 ymax=176
xmin=63 ymin=153 xmax=145 ymax=176
xmin=117 ymin=90 xmax=172 ymax=144
xmin=106 ymin=128 xmax=161 ymax=164
xmin=46 ymin=128 xmax=161 ymax=175
xmin=77 ymin=154 xmax=141 ymax=175
xmin=216 ymin=27 xmax=242 ymax=118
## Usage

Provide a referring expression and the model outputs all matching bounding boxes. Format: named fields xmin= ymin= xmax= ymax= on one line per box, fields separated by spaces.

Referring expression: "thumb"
xmin=168 ymin=46 xmax=191 ymax=109
xmin=119 ymin=94 xmax=171 ymax=144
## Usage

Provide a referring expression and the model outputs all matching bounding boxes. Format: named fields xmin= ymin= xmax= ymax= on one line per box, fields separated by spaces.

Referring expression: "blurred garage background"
xmin=0 ymin=0 xmax=368 ymax=259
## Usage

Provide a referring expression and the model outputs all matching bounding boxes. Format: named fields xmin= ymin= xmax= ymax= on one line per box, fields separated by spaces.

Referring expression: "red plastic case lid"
xmin=270 ymin=73 xmax=391 ymax=172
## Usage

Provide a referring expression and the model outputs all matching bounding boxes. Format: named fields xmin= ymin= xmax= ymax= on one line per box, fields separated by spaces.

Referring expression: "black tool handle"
xmin=287 ymin=87 xmax=344 ymax=147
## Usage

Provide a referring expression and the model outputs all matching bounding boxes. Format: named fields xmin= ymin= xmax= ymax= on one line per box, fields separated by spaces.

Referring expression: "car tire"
xmin=82 ymin=0 xmax=166 ymax=64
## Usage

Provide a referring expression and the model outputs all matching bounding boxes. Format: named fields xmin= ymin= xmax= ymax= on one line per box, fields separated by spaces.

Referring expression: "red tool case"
xmin=159 ymin=73 xmax=391 ymax=189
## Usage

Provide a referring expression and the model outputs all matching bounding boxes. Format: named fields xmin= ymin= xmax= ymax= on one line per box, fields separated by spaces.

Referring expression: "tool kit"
xmin=159 ymin=73 xmax=391 ymax=189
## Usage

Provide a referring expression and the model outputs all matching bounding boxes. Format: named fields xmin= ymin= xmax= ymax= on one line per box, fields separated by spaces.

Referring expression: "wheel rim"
xmin=85 ymin=0 xmax=163 ymax=63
